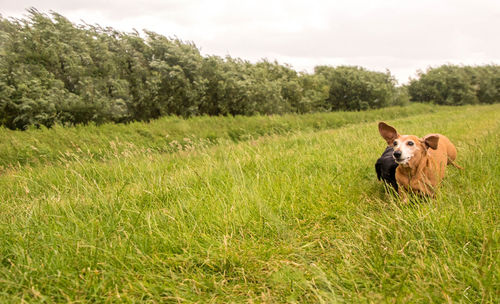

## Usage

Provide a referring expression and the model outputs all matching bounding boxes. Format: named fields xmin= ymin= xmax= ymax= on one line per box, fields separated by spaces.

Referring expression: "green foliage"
xmin=1 ymin=10 xmax=498 ymax=130
xmin=316 ymin=66 xmax=398 ymax=111
xmin=408 ymin=64 xmax=500 ymax=105
xmin=0 ymin=10 xmax=406 ymax=130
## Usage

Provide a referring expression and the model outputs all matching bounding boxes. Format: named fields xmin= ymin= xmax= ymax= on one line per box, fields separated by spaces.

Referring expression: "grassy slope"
xmin=0 ymin=104 xmax=435 ymax=169
xmin=0 ymin=104 xmax=499 ymax=302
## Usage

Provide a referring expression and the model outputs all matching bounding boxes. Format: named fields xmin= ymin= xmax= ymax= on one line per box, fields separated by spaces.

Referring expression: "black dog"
xmin=375 ymin=146 xmax=399 ymax=192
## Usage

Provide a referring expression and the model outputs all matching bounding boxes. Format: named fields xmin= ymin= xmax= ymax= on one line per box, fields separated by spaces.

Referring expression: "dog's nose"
xmin=393 ymin=150 xmax=402 ymax=159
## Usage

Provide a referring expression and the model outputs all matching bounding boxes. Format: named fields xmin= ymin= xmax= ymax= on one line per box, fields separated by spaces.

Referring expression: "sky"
xmin=1 ymin=0 xmax=499 ymax=84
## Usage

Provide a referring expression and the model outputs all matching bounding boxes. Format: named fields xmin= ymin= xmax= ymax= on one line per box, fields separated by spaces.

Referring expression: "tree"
xmin=408 ymin=65 xmax=499 ymax=105
xmin=316 ymin=66 xmax=397 ymax=111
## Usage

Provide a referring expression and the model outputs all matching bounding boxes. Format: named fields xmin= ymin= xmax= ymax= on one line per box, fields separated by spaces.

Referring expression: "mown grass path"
xmin=0 ymin=104 xmax=499 ymax=302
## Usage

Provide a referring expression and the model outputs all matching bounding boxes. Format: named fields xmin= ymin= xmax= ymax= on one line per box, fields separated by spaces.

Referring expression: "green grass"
xmin=0 ymin=104 xmax=436 ymax=169
xmin=0 ymin=104 xmax=499 ymax=302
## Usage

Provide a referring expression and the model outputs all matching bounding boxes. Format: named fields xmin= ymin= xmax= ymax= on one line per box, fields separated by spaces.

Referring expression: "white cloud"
xmin=2 ymin=0 xmax=500 ymax=83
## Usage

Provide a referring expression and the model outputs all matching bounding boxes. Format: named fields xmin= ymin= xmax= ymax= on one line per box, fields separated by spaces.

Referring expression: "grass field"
xmin=0 ymin=104 xmax=499 ymax=302
xmin=0 ymin=104 xmax=435 ymax=169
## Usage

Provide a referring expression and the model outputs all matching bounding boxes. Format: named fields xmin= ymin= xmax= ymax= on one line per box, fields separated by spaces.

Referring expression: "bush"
xmin=4 ymin=10 xmax=496 ymax=130
xmin=408 ymin=65 xmax=500 ymax=105
xmin=315 ymin=66 xmax=398 ymax=111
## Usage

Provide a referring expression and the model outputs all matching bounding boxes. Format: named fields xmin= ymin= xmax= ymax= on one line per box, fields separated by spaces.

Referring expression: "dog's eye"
xmin=407 ymin=141 xmax=414 ymax=146
xmin=393 ymin=141 xmax=398 ymax=146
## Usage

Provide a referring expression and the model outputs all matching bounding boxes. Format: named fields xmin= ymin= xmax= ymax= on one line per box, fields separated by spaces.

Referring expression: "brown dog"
xmin=378 ymin=122 xmax=461 ymax=198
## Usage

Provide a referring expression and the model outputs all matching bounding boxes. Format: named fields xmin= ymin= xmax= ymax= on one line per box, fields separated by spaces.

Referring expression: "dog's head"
xmin=378 ymin=122 xmax=439 ymax=167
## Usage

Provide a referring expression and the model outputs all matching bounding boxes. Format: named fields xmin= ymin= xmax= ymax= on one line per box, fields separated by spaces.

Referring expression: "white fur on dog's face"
xmin=393 ymin=135 xmax=421 ymax=166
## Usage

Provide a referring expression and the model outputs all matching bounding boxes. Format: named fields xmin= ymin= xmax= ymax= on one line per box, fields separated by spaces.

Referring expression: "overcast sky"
xmin=2 ymin=0 xmax=499 ymax=84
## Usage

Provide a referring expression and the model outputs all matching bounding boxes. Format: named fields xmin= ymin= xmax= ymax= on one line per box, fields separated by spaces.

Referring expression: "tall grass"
xmin=0 ymin=104 xmax=436 ymax=169
xmin=0 ymin=104 xmax=498 ymax=302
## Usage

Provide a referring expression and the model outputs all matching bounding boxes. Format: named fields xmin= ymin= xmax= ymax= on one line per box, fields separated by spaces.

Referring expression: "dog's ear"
xmin=422 ymin=134 xmax=439 ymax=150
xmin=378 ymin=122 xmax=399 ymax=145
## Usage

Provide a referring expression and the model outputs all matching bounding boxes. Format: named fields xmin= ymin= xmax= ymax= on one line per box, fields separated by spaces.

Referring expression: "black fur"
xmin=375 ymin=146 xmax=398 ymax=192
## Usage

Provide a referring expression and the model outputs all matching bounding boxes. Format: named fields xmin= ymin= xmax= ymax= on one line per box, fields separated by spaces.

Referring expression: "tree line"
xmin=408 ymin=65 xmax=499 ymax=105
xmin=0 ymin=9 xmax=498 ymax=130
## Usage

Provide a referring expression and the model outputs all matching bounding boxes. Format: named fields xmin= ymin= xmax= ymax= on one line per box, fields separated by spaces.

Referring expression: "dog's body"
xmin=378 ymin=122 xmax=460 ymax=197
xmin=375 ymin=146 xmax=398 ymax=192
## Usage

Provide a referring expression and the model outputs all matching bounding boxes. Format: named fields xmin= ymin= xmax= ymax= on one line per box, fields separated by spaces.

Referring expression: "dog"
xmin=378 ymin=122 xmax=461 ymax=198
xmin=375 ymin=146 xmax=398 ymax=192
